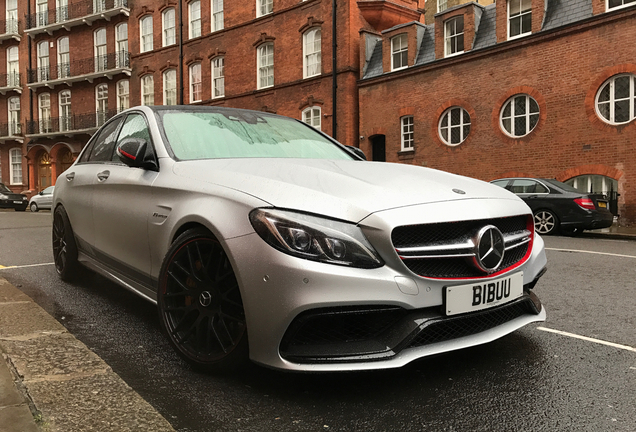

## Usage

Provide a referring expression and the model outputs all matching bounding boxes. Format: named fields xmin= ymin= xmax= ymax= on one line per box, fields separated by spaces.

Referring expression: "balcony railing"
xmin=26 ymin=0 xmax=129 ymax=30
xmin=0 ymin=72 xmax=21 ymax=88
xmin=27 ymin=110 xmax=118 ymax=136
xmin=0 ymin=18 xmax=20 ymax=35
xmin=27 ymin=51 xmax=130 ymax=85
xmin=0 ymin=122 xmax=22 ymax=138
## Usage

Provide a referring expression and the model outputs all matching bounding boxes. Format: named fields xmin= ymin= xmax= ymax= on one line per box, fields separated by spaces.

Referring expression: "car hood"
xmin=172 ymin=158 xmax=519 ymax=222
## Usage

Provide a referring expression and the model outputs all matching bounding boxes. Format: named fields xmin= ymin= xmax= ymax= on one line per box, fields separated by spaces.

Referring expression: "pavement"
xmin=1 ymin=225 xmax=635 ymax=432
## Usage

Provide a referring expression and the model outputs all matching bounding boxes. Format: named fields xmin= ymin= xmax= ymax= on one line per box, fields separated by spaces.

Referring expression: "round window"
xmin=500 ymin=94 xmax=539 ymax=137
xmin=439 ymin=107 xmax=470 ymax=146
xmin=596 ymin=74 xmax=636 ymax=125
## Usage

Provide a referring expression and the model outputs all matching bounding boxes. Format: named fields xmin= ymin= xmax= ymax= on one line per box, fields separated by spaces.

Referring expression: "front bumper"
xmin=226 ymin=229 xmax=547 ymax=372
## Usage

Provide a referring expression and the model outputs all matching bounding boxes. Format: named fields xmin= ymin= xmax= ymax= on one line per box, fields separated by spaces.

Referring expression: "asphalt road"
xmin=1 ymin=209 xmax=635 ymax=432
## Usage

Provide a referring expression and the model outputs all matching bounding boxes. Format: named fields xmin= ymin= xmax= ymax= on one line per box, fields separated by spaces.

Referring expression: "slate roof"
xmin=362 ymin=0 xmax=612 ymax=80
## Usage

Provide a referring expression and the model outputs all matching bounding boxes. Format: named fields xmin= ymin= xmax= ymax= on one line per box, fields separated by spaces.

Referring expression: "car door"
xmin=91 ymin=112 xmax=159 ymax=287
xmin=60 ymin=117 xmax=124 ymax=251
xmin=40 ymin=186 xmax=55 ymax=209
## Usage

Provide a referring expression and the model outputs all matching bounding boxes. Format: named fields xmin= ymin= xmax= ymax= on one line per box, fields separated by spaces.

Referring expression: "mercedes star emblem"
xmin=473 ymin=225 xmax=505 ymax=273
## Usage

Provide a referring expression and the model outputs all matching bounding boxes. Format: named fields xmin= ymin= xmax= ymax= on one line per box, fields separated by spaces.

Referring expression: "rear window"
xmin=159 ymin=110 xmax=353 ymax=161
xmin=543 ymin=179 xmax=581 ymax=193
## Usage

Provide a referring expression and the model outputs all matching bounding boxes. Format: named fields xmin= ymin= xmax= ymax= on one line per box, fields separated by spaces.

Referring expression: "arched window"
xmin=163 ymin=69 xmax=177 ymax=105
xmin=59 ymin=90 xmax=72 ymax=132
xmin=212 ymin=57 xmax=225 ymax=98
xmin=596 ymin=74 xmax=636 ymax=125
xmin=303 ymin=28 xmax=321 ymax=78
xmin=141 ymin=75 xmax=154 ymax=106
xmin=96 ymin=84 xmax=108 ymax=126
xmin=57 ymin=37 xmax=70 ymax=78
xmin=257 ymin=43 xmax=274 ymax=89
xmin=37 ymin=41 xmax=50 ymax=82
xmin=9 ymin=148 xmax=22 ymax=185
xmin=115 ymin=23 xmax=128 ymax=67
xmin=162 ymin=8 xmax=176 ymax=46
xmin=117 ymin=80 xmax=129 ymax=112
xmin=38 ymin=93 xmax=51 ymax=133
xmin=140 ymin=15 xmax=153 ymax=53
xmin=94 ymin=28 xmax=107 ymax=72
xmin=8 ymin=97 xmax=20 ymax=135
xmin=302 ymin=106 xmax=321 ymax=130
xmin=500 ymin=94 xmax=539 ymax=137
xmin=439 ymin=107 xmax=470 ymax=146
xmin=189 ymin=63 xmax=202 ymax=102
xmin=6 ymin=46 xmax=19 ymax=86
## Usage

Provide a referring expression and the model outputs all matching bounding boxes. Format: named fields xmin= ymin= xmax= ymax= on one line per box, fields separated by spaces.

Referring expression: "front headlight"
xmin=249 ymin=208 xmax=384 ymax=269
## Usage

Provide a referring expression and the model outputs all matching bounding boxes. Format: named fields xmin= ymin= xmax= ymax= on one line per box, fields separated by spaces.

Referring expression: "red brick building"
xmin=358 ymin=0 xmax=636 ymax=224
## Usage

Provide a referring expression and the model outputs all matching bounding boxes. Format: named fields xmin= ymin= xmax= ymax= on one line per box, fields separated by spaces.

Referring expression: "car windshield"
xmin=0 ymin=183 xmax=11 ymax=193
xmin=159 ymin=110 xmax=354 ymax=161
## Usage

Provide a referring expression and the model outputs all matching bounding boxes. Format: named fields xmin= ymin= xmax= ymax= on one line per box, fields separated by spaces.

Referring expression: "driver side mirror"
xmin=345 ymin=145 xmax=367 ymax=160
xmin=116 ymin=138 xmax=158 ymax=171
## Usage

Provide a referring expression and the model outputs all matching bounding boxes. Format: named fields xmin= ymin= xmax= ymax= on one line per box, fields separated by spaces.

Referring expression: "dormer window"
xmin=509 ymin=0 xmax=532 ymax=39
xmin=444 ymin=16 xmax=464 ymax=57
xmin=391 ymin=34 xmax=408 ymax=71
xmin=607 ymin=0 xmax=636 ymax=11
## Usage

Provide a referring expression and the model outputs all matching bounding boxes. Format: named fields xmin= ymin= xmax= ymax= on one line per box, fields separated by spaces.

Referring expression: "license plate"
xmin=598 ymin=201 xmax=607 ymax=208
xmin=13 ymin=201 xmax=22 ymax=204
xmin=445 ymin=272 xmax=523 ymax=316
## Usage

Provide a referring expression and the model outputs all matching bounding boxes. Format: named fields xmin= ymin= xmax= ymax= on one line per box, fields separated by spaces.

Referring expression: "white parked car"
xmin=52 ymin=106 xmax=547 ymax=372
xmin=29 ymin=186 xmax=55 ymax=212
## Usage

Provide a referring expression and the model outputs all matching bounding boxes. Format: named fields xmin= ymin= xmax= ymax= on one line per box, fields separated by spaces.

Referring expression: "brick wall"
xmin=359 ymin=8 xmax=636 ymax=224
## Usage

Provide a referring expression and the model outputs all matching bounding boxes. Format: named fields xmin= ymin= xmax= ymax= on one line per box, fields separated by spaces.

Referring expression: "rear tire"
xmin=158 ymin=228 xmax=248 ymax=372
xmin=52 ymin=206 xmax=80 ymax=281
xmin=534 ymin=210 xmax=558 ymax=235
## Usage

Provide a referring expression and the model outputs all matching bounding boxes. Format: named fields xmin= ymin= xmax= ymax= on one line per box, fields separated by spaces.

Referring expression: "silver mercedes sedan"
xmin=53 ymin=106 xmax=547 ymax=372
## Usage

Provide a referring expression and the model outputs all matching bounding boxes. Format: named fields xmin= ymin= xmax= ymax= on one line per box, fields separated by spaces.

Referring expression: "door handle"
xmin=65 ymin=172 xmax=75 ymax=181
xmin=97 ymin=170 xmax=110 ymax=182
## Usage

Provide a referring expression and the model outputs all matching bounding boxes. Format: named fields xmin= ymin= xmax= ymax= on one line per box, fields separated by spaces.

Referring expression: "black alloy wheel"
xmin=534 ymin=210 xmax=558 ymax=235
xmin=30 ymin=202 xmax=39 ymax=212
xmin=158 ymin=228 xmax=248 ymax=371
xmin=52 ymin=206 xmax=80 ymax=281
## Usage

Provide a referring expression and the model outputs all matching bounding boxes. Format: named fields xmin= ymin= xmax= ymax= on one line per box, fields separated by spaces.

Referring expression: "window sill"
xmin=398 ymin=149 xmax=415 ymax=160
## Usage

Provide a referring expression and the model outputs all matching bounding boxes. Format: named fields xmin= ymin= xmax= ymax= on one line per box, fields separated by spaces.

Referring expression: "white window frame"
xmin=212 ymin=57 xmax=225 ymax=98
xmin=391 ymin=34 xmax=408 ymax=71
xmin=257 ymin=43 xmax=274 ymax=89
xmin=163 ymin=69 xmax=177 ymax=105
xmin=256 ymin=0 xmax=273 ymax=18
xmin=508 ymin=0 xmax=532 ymax=40
xmin=56 ymin=0 xmax=69 ymax=23
xmin=6 ymin=0 xmax=18 ymax=33
xmin=302 ymin=106 xmax=321 ymax=130
xmin=36 ymin=0 xmax=48 ymax=27
xmin=444 ymin=16 xmax=464 ymax=58
xmin=500 ymin=94 xmax=540 ymax=138
xmin=117 ymin=80 xmax=129 ymax=112
xmin=141 ymin=75 xmax=154 ymax=106
xmin=162 ymin=8 xmax=176 ymax=46
xmin=606 ymin=0 xmax=636 ymax=12
xmin=38 ymin=93 xmax=51 ymax=133
xmin=37 ymin=41 xmax=50 ymax=82
xmin=303 ymin=28 xmax=321 ymax=78
xmin=401 ymin=116 xmax=414 ymax=151
xmin=189 ymin=63 xmax=202 ymax=102
xmin=7 ymin=46 xmax=19 ymax=86
xmin=96 ymin=84 xmax=108 ymax=127
xmin=189 ymin=1 xmax=201 ymax=39
xmin=94 ymin=28 xmax=107 ymax=72
xmin=9 ymin=148 xmax=22 ymax=185
xmin=8 ymin=96 xmax=20 ymax=136
xmin=438 ymin=106 xmax=471 ymax=146
xmin=437 ymin=0 xmax=448 ymax=13
xmin=140 ymin=15 xmax=153 ymax=53
xmin=59 ymin=89 xmax=72 ymax=132
xmin=212 ymin=0 xmax=224 ymax=32
xmin=115 ymin=23 xmax=128 ymax=68
xmin=595 ymin=73 xmax=636 ymax=125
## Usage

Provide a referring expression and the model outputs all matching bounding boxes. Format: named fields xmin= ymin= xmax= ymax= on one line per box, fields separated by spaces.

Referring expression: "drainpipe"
xmin=27 ymin=1 xmax=33 ymax=127
xmin=331 ymin=0 xmax=337 ymax=140
xmin=178 ymin=0 xmax=184 ymax=104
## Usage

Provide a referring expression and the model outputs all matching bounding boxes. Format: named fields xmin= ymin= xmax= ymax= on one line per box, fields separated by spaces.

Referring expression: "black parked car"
xmin=491 ymin=178 xmax=614 ymax=235
xmin=0 ymin=182 xmax=28 ymax=211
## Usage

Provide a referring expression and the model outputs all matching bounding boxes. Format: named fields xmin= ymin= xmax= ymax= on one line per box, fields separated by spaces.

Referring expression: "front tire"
xmin=30 ymin=202 xmax=39 ymax=212
xmin=52 ymin=206 xmax=80 ymax=281
xmin=158 ymin=228 xmax=248 ymax=371
xmin=534 ymin=210 xmax=558 ymax=235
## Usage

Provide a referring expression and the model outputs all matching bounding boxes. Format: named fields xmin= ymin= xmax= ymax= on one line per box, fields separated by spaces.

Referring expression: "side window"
xmin=88 ymin=117 xmax=123 ymax=162
xmin=114 ymin=114 xmax=155 ymax=162
xmin=510 ymin=179 xmax=544 ymax=194
xmin=491 ymin=180 xmax=510 ymax=189
xmin=78 ymin=139 xmax=96 ymax=163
